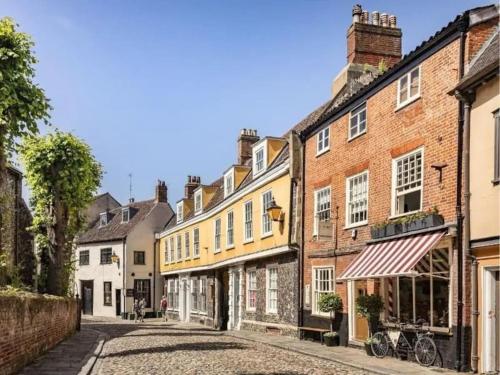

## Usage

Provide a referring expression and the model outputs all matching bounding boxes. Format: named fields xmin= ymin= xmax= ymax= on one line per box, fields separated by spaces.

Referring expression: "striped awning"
xmin=338 ymin=231 xmax=446 ymax=280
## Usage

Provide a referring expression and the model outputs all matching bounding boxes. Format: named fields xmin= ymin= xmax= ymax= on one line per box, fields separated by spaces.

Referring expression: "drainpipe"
xmin=122 ymin=237 xmax=126 ymax=318
xmin=298 ymin=133 xmax=306 ymax=330
xmin=455 ymin=22 xmax=467 ymax=371
xmin=153 ymin=238 xmax=157 ymax=312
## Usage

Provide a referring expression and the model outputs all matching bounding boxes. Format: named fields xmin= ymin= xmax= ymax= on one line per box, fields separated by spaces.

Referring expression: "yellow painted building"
xmin=157 ymin=130 xmax=301 ymax=336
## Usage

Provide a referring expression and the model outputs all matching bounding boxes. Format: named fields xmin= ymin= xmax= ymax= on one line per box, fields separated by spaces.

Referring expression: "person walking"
xmin=133 ymin=299 xmax=140 ymax=323
xmin=139 ymin=297 xmax=146 ymax=322
xmin=160 ymin=295 xmax=168 ymax=322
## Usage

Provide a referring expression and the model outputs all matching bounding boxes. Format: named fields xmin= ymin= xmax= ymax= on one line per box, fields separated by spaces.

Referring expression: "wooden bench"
xmin=298 ymin=327 xmax=330 ymax=344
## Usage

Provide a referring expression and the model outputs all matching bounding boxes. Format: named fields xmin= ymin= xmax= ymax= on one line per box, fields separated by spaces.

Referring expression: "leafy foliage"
xmin=20 ymin=131 xmax=102 ymax=295
xmin=0 ymin=17 xmax=51 ymax=165
xmin=318 ymin=292 xmax=343 ymax=332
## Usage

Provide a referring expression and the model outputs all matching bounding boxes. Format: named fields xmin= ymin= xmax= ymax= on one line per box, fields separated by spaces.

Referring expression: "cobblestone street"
xmin=84 ymin=319 xmax=373 ymax=375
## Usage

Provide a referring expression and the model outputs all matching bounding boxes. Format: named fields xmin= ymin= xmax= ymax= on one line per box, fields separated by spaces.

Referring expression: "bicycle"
xmin=370 ymin=319 xmax=437 ymax=367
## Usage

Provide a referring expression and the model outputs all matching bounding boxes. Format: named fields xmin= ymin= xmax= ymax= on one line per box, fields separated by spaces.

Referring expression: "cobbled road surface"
xmin=84 ymin=318 xmax=373 ymax=375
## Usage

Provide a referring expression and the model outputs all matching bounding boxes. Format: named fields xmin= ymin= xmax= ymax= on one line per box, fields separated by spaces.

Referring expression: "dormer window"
xmin=176 ymin=201 xmax=184 ymax=223
xmin=224 ymin=169 xmax=234 ymax=198
xmin=121 ymin=208 xmax=130 ymax=223
xmin=99 ymin=212 xmax=108 ymax=227
xmin=253 ymin=142 xmax=267 ymax=178
xmin=194 ymin=190 xmax=202 ymax=214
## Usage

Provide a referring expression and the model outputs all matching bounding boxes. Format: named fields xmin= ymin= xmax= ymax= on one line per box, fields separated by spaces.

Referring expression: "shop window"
xmin=134 ymin=279 xmax=151 ymax=308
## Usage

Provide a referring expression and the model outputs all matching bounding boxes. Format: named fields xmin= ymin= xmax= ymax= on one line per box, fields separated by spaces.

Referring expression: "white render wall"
xmin=75 ymin=240 xmax=124 ymax=317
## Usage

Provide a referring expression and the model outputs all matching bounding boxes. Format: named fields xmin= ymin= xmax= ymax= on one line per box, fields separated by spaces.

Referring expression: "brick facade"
xmin=0 ymin=294 xmax=78 ymax=375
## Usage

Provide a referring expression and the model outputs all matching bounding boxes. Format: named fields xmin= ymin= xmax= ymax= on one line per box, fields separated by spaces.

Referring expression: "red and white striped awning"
xmin=338 ymin=231 xmax=446 ymax=280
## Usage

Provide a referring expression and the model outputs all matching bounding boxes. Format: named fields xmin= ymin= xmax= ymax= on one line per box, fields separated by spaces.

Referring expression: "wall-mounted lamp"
xmin=431 ymin=163 xmax=448 ymax=183
xmin=111 ymin=252 xmax=120 ymax=268
xmin=267 ymin=197 xmax=284 ymax=222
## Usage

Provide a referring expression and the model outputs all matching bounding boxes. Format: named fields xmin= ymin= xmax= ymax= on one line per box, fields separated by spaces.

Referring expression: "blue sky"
xmin=3 ymin=0 xmax=490 ymax=205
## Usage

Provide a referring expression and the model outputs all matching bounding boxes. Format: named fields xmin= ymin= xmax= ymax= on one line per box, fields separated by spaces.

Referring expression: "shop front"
xmin=341 ymin=229 xmax=457 ymax=368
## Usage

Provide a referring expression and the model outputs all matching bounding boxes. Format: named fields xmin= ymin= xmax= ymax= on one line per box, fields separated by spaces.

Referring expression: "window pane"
xmin=415 ymin=275 xmax=431 ymax=324
xmin=398 ymin=277 xmax=413 ymax=323
xmin=410 ymin=68 xmax=419 ymax=97
xmin=399 ymin=75 xmax=408 ymax=103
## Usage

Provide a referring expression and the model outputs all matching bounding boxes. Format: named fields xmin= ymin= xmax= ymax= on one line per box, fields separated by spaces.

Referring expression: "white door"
xmin=483 ymin=267 xmax=500 ymax=373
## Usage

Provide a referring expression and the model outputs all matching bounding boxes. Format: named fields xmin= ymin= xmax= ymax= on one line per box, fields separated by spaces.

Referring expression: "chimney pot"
xmin=380 ymin=13 xmax=388 ymax=27
xmin=389 ymin=15 xmax=397 ymax=28
xmin=184 ymin=176 xmax=200 ymax=199
xmin=352 ymin=4 xmax=362 ymax=24
xmin=361 ymin=10 xmax=369 ymax=24
xmin=372 ymin=11 xmax=380 ymax=26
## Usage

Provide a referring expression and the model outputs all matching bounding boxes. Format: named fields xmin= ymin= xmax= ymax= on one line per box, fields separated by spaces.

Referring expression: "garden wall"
xmin=0 ymin=292 xmax=78 ymax=375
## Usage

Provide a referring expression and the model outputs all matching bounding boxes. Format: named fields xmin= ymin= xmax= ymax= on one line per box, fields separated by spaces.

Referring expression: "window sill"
xmin=344 ymin=222 xmax=368 ymax=230
xmin=265 ymin=311 xmax=278 ymax=315
xmin=389 ymin=209 xmax=422 ymax=220
xmin=492 ymin=179 xmax=500 ymax=186
xmin=395 ymin=95 xmax=421 ymax=112
xmin=316 ymin=147 xmax=330 ymax=157
xmin=246 ymin=308 xmax=256 ymax=313
xmin=100 ymin=263 xmax=112 ymax=266
xmin=347 ymin=131 xmax=366 ymax=143
xmin=192 ymin=256 xmax=200 ymax=260
xmin=214 ymin=250 xmax=221 ymax=254
xmin=261 ymin=233 xmax=273 ymax=240
xmin=226 ymin=245 xmax=235 ymax=250
xmin=243 ymin=239 xmax=254 ymax=245
xmin=134 ymin=263 xmax=146 ymax=266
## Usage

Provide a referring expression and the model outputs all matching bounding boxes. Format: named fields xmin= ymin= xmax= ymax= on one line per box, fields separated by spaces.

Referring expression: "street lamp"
xmin=111 ymin=252 xmax=120 ymax=267
xmin=266 ymin=197 xmax=284 ymax=222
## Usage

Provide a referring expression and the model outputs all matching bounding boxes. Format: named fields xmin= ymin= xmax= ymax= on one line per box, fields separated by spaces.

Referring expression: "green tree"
xmin=0 ymin=17 xmax=51 ymax=252
xmin=20 ymin=132 xmax=102 ymax=296
xmin=318 ymin=292 xmax=343 ymax=332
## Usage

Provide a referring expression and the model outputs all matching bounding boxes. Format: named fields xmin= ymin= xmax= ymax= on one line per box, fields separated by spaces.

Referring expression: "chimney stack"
xmin=346 ymin=4 xmax=402 ymax=68
xmin=237 ymin=129 xmax=260 ymax=166
xmin=184 ymin=175 xmax=201 ymax=199
xmin=155 ymin=180 xmax=168 ymax=203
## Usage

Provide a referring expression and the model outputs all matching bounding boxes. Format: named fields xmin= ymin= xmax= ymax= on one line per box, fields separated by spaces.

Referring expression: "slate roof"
xmin=78 ymin=199 xmax=166 ymax=244
xmin=455 ymin=30 xmax=499 ymax=91
xmin=294 ymin=5 xmax=497 ymax=138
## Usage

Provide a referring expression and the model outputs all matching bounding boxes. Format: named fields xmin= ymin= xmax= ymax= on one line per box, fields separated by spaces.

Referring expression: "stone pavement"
xmin=19 ymin=326 xmax=106 ymax=375
xmin=226 ymin=329 xmax=457 ymax=375
xmin=85 ymin=318 xmax=373 ymax=374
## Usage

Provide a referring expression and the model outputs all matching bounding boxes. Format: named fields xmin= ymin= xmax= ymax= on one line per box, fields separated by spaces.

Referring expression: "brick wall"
xmin=0 ymin=293 xmax=78 ymax=375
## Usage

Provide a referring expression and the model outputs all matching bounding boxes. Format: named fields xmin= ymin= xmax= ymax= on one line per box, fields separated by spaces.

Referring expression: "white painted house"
xmin=75 ymin=181 xmax=173 ymax=318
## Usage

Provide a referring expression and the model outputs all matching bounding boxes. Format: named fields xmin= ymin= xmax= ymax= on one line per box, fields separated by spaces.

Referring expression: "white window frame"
xmin=226 ymin=210 xmax=234 ymax=248
xmin=391 ymin=147 xmax=424 ymax=217
xmin=176 ymin=234 xmax=182 ymax=261
xmin=313 ymin=186 xmax=331 ymax=236
xmin=169 ymin=237 xmax=175 ymax=262
xmin=176 ymin=201 xmax=183 ymax=223
xmin=99 ymin=212 xmax=108 ymax=227
xmin=199 ymin=277 xmax=207 ymax=314
xmin=224 ymin=169 xmax=234 ymax=198
xmin=214 ymin=218 xmax=221 ymax=253
xmin=316 ymin=126 xmax=330 ymax=156
xmin=164 ymin=240 xmax=169 ymax=264
xmin=397 ymin=65 xmax=421 ymax=109
xmin=312 ymin=266 xmax=335 ymax=316
xmin=348 ymin=102 xmax=367 ymax=141
xmin=345 ymin=171 xmax=369 ymax=228
xmin=252 ymin=142 xmax=267 ymax=178
xmin=193 ymin=228 xmax=200 ymax=258
xmin=243 ymin=200 xmax=253 ymax=243
xmin=194 ymin=189 xmax=203 ymax=215
xmin=266 ymin=264 xmax=278 ymax=314
xmin=121 ymin=207 xmax=130 ymax=223
xmin=261 ymin=190 xmax=273 ymax=237
xmin=246 ymin=268 xmax=257 ymax=312
xmin=184 ymin=232 xmax=190 ymax=259
xmin=190 ymin=277 xmax=199 ymax=313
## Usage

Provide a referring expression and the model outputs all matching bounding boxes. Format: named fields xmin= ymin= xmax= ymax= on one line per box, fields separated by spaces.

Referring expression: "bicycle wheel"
xmin=415 ymin=336 xmax=437 ymax=367
xmin=371 ymin=332 xmax=390 ymax=358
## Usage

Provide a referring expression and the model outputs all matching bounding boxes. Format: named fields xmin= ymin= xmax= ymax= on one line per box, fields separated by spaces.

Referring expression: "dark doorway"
xmin=220 ymin=270 xmax=229 ymax=330
xmin=81 ymin=280 xmax=93 ymax=315
xmin=115 ymin=289 xmax=121 ymax=316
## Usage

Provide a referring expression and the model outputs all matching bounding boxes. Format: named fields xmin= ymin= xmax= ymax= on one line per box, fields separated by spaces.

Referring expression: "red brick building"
xmin=293 ymin=4 xmax=498 ymax=370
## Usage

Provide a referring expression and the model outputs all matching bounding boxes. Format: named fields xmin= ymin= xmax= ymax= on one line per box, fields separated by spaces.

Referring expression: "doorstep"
xmin=225 ymin=329 xmax=458 ymax=375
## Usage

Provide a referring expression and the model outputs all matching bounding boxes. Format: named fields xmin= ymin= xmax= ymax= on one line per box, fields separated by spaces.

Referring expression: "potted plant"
xmin=318 ymin=292 xmax=343 ymax=346
xmin=364 ymin=337 xmax=374 ymax=356
xmin=385 ymin=220 xmax=403 ymax=237
xmin=356 ymin=294 xmax=384 ymax=355
xmin=370 ymin=221 xmax=387 ymax=239
xmin=401 ymin=207 xmax=444 ymax=233
xmin=323 ymin=331 xmax=340 ymax=347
